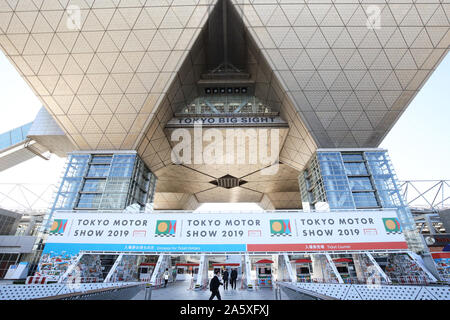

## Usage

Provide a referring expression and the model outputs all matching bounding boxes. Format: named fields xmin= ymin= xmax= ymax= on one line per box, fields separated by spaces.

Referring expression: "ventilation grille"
xmin=210 ymin=175 xmax=247 ymax=189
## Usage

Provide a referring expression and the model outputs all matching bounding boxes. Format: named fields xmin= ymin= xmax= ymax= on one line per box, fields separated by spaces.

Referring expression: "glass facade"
xmin=0 ymin=214 xmax=18 ymax=235
xmin=0 ymin=253 xmax=19 ymax=279
xmin=0 ymin=122 xmax=33 ymax=150
xmin=178 ymin=94 xmax=274 ymax=115
xmin=299 ymin=149 xmax=425 ymax=252
xmin=50 ymin=152 xmax=156 ymax=214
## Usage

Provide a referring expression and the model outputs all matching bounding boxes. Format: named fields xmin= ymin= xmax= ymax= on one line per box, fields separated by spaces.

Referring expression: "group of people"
xmin=209 ymin=268 xmax=238 ymax=300
xmin=162 ymin=266 xmax=239 ymax=301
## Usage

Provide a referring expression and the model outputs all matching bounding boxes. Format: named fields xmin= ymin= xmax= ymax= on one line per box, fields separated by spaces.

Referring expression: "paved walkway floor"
xmin=132 ymin=280 xmax=290 ymax=300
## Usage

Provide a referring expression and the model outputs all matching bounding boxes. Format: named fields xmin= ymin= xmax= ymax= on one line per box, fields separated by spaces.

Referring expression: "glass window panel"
xmin=344 ymin=162 xmax=368 ymax=175
xmin=365 ymin=152 xmax=387 ymax=161
xmin=367 ymin=161 xmax=392 ymax=175
xmin=373 ymin=177 xmax=396 ymax=190
xmin=59 ymin=178 xmax=82 ymax=193
xmin=319 ymin=161 xmax=346 ymax=176
xmin=327 ymin=191 xmax=355 ymax=209
xmin=348 ymin=177 xmax=373 ymax=191
xmin=87 ymin=164 xmax=109 ymax=177
xmin=378 ymin=190 xmax=403 ymax=207
xmin=112 ymin=155 xmax=136 ymax=164
xmin=82 ymin=179 xmax=106 ymax=192
xmin=353 ymin=192 xmax=378 ymax=208
xmin=317 ymin=152 xmax=341 ymax=162
xmin=77 ymin=194 xmax=102 ymax=209
xmin=109 ymin=164 xmax=133 ymax=177
xmin=342 ymin=153 xmax=364 ymax=162
xmin=91 ymin=155 xmax=112 ymax=164
xmin=21 ymin=123 xmax=33 ymax=136
xmin=54 ymin=192 xmax=78 ymax=210
xmin=104 ymin=179 xmax=130 ymax=192
xmin=0 ymin=132 xmax=11 ymax=149
xmin=66 ymin=155 xmax=89 ymax=177
xmin=10 ymin=127 xmax=23 ymax=145
xmin=323 ymin=176 xmax=351 ymax=191
xmin=99 ymin=194 xmax=127 ymax=209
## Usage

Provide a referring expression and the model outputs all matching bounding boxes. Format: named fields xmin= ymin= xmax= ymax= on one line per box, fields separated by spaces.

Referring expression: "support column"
xmin=195 ymin=254 xmax=208 ymax=290
xmin=325 ymin=254 xmax=343 ymax=284
xmin=407 ymin=252 xmax=438 ymax=282
xmin=58 ymin=253 xmax=84 ymax=283
xmin=351 ymin=254 xmax=367 ymax=283
xmin=150 ymin=254 xmax=170 ymax=286
xmin=420 ymin=253 xmax=442 ymax=282
xmin=365 ymin=253 xmax=391 ymax=284
xmin=311 ymin=254 xmax=328 ymax=282
xmin=104 ymin=253 xmax=124 ymax=283
xmin=244 ymin=254 xmax=254 ymax=290
xmin=281 ymin=253 xmax=296 ymax=283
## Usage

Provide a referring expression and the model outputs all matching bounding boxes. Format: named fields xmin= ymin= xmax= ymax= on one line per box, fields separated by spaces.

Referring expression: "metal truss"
xmin=399 ymin=180 xmax=450 ymax=214
xmin=0 ymin=180 xmax=448 ymax=217
xmin=0 ymin=183 xmax=56 ymax=214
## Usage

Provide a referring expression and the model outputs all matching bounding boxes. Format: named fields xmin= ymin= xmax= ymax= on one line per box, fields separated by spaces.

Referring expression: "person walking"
xmin=209 ymin=270 xmax=223 ymax=300
xmin=230 ymin=268 xmax=238 ymax=290
xmin=163 ymin=268 xmax=170 ymax=288
xmin=222 ymin=269 xmax=229 ymax=290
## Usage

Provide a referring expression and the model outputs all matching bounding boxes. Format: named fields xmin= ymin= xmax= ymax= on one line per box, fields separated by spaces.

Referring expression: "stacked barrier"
xmin=0 ymin=282 xmax=139 ymax=300
xmin=26 ymin=276 xmax=48 ymax=284
xmin=282 ymin=282 xmax=450 ymax=300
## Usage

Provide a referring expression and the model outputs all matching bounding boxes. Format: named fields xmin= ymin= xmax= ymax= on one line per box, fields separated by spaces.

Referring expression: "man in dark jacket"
xmin=230 ymin=268 xmax=238 ymax=290
xmin=209 ymin=270 xmax=223 ymax=300
xmin=222 ymin=269 xmax=229 ymax=290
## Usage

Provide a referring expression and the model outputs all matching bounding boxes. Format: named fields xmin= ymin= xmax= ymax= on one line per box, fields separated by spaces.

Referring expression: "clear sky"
xmin=0 ymin=50 xmax=449 ymax=190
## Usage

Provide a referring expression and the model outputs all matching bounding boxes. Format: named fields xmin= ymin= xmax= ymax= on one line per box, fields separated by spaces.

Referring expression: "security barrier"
xmin=0 ymin=282 xmax=140 ymax=300
xmin=282 ymin=282 xmax=450 ymax=300
xmin=26 ymin=276 xmax=48 ymax=285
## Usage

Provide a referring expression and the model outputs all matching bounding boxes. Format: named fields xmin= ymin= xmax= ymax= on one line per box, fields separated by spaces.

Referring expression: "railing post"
xmin=144 ymin=283 xmax=152 ymax=300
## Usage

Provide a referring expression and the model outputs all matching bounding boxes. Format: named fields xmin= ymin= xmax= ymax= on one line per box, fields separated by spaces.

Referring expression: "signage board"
xmin=43 ymin=210 xmax=408 ymax=256
xmin=165 ymin=116 xmax=289 ymax=128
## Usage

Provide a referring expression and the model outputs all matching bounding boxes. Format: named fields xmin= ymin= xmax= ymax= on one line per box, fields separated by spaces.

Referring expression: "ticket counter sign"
xmin=43 ymin=210 xmax=408 ymax=255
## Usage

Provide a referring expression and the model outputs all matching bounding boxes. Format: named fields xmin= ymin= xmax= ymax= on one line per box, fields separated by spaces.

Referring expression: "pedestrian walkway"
xmin=132 ymin=280 xmax=290 ymax=300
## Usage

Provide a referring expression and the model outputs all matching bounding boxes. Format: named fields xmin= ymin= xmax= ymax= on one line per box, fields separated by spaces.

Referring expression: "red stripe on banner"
xmin=431 ymin=252 xmax=450 ymax=259
xmin=247 ymin=242 xmax=409 ymax=252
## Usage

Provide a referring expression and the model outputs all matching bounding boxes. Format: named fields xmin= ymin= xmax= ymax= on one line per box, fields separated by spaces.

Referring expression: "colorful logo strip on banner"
xmin=50 ymin=219 xmax=67 ymax=235
xmin=270 ymin=219 xmax=291 ymax=236
xmin=383 ymin=218 xmax=402 ymax=234
xmin=155 ymin=220 xmax=177 ymax=237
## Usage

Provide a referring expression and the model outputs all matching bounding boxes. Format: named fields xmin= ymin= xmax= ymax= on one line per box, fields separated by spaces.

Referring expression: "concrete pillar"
xmin=352 ymin=254 xmax=367 ymax=283
xmin=279 ymin=253 xmax=296 ymax=283
xmin=195 ymin=254 xmax=208 ymax=290
xmin=311 ymin=254 xmax=327 ymax=282
xmin=244 ymin=254 xmax=254 ymax=289
xmin=150 ymin=254 xmax=170 ymax=286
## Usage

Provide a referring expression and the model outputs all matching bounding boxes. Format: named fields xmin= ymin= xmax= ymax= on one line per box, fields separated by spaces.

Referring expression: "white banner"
xmin=44 ymin=210 xmax=408 ymax=254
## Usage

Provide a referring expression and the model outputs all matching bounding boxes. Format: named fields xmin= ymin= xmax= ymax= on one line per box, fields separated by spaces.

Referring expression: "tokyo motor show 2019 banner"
xmin=43 ymin=210 xmax=408 ymax=256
